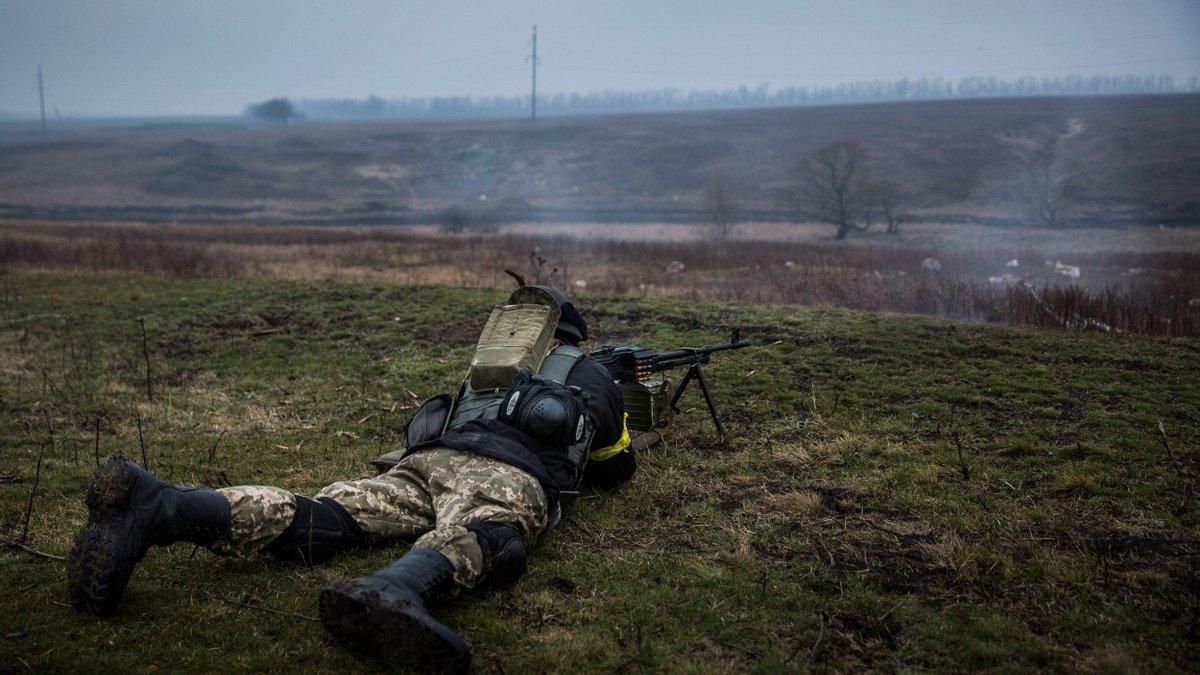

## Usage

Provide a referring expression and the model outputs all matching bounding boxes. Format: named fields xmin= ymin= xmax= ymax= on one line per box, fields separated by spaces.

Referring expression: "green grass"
xmin=2 ymin=271 xmax=1198 ymax=672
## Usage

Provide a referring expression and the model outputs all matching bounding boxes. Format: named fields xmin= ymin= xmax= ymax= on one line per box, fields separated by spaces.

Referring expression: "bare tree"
xmin=800 ymin=141 xmax=873 ymax=240
xmin=1002 ymin=122 xmax=1080 ymax=228
xmin=1013 ymin=144 xmax=1073 ymax=227
xmin=703 ymin=179 xmax=740 ymax=240
xmin=438 ymin=206 xmax=471 ymax=233
xmin=876 ymin=182 xmax=907 ymax=235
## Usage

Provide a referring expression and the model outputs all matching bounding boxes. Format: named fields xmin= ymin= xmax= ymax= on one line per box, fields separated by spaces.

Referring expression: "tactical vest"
xmin=445 ymin=343 xmax=595 ymax=489
xmin=373 ymin=290 xmax=597 ymax=500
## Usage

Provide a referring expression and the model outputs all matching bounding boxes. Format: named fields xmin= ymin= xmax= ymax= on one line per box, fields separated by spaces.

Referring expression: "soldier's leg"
xmin=320 ymin=448 xmax=530 ymax=673
xmin=69 ymin=455 xmax=437 ymax=616
xmin=314 ymin=460 xmax=435 ymax=543
xmin=413 ymin=448 xmax=550 ymax=590
xmin=204 ymin=485 xmax=362 ymax=564
xmin=213 ymin=461 xmax=437 ymax=562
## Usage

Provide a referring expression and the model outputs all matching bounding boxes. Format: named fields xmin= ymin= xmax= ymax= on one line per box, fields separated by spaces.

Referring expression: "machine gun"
xmin=590 ymin=328 xmax=751 ymax=439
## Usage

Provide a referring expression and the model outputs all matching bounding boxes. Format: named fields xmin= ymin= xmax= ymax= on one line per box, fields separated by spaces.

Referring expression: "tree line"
xmin=290 ymin=73 xmax=1198 ymax=121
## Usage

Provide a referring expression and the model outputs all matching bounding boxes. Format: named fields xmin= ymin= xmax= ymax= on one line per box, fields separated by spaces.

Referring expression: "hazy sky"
xmin=2 ymin=0 xmax=1198 ymax=116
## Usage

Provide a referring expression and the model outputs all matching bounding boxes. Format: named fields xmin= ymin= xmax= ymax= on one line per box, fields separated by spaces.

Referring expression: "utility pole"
xmin=37 ymin=65 xmax=46 ymax=134
xmin=529 ymin=25 xmax=538 ymax=121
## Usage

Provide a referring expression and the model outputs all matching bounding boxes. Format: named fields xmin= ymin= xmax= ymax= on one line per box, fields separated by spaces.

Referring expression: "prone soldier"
xmin=67 ymin=284 xmax=634 ymax=672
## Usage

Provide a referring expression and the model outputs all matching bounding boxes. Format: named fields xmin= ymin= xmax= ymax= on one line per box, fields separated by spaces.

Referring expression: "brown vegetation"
xmin=2 ymin=220 xmax=1197 ymax=337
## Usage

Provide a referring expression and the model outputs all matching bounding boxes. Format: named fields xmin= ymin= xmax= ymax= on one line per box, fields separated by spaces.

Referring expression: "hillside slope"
xmin=1 ymin=94 xmax=1198 ymax=225
xmin=2 ymin=274 xmax=1198 ymax=671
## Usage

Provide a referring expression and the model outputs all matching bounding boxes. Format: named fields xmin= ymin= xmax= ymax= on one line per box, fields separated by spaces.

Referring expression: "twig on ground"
xmin=789 ymin=610 xmax=826 ymax=666
xmin=1146 ymin=420 xmax=1195 ymax=515
xmin=877 ymin=600 xmax=903 ymax=623
xmin=953 ymin=430 xmax=970 ymax=480
xmin=947 ymin=405 xmax=970 ymax=480
xmin=222 ymin=596 xmax=319 ymax=623
xmin=208 ymin=430 xmax=225 ymax=465
xmin=135 ymin=410 xmax=148 ymax=468
xmin=42 ymin=408 xmax=60 ymax=463
xmin=712 ymin=637 xmax=761 ymax=659
xmin=93 ymin=416 xmax=101 ymax=467
xmin=139 ymin=316 xmax=153 ymax=402
xmin=20 ymin=442 xmax=46 ymax=544
xmin=5 ymin=540 xmax=66 ymax=562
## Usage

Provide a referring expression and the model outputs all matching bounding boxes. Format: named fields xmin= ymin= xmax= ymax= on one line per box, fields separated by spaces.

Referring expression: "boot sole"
xmin=68 ymin=456 xmax=145 ymax=616
xmin=84 ymin=456 xmax=138 ymax=522
xmin=319 ymin=581 xmax=471 ymax=674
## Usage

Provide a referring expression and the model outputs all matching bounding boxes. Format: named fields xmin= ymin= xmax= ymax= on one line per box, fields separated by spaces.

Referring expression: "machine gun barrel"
xmin=647 ymin=329 xmax=750 ymax=369
xmin=650 ymin=340 xmax=748 ymax=365
xmin=590 ymin=328 xmax=751 ymax=440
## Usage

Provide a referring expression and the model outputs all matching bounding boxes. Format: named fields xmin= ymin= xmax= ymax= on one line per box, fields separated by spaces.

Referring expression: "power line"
xmin=541 ymin=30 xmax=1200 ymax=61
xmin=552 ymin=55 xmax=1200 ymax=84
xmin=534 ymin=0 xmax=1149 ymax=41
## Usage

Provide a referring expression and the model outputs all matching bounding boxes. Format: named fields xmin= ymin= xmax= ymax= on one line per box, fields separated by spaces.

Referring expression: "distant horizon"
xmin=1 ymin=75 xmax=1196 ymax=124
xmin=2 ymin=0 xmax=1198 ymax=117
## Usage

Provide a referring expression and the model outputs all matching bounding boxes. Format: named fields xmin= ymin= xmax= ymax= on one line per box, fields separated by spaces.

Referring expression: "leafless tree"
xmin=703 ymin=179 xmax=740 ymax=240
xmin=438 ymin=206 xmax=470 ymax=233
xmin=876 ymin=183 xmax=907 ymax=235
xmin=1013 ymin=144 xmax=1073 ymax=227
xmin=800 ymin=141 xmax=874 ymax=240
xmin=1002 ymin=122 xmax=1081 ymax=228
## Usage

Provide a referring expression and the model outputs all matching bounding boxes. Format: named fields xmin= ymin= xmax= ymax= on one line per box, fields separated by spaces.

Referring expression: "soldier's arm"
xmin=567 ymin=358 xmax=636 ymax=490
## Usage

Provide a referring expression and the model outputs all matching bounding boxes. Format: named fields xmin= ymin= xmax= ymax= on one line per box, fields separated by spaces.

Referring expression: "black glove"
xmin=498 ymin=372 xmax=588 ymax=449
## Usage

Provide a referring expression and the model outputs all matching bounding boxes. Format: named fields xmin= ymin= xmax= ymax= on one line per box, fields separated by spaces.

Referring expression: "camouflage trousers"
xmin=210 ymin=447 xmax=549 ymax=589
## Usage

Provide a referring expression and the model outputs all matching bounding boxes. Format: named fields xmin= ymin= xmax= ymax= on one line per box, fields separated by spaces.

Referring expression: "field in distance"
xmin=1 ymin=94 xmax=1198 ymax=226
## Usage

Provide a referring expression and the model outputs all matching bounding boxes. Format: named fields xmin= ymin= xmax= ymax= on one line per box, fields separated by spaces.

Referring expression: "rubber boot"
xmin=319 ymin=548 xmax=470 ymax=674
xmin=68 ymin=455 xmax=231 ymax=616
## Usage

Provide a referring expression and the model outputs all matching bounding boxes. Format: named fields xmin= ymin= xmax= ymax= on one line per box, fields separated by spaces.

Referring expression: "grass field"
xmin=2 ymin=271 xmax=1198 ymax=672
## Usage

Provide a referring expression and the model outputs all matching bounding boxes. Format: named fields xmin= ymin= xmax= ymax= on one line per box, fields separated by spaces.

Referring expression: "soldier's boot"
xmin=263 ymin=495 xmax=365 ymax=565
xmin=319 ymin=548 xmax=470 ymax=674
xmin=67 ymin=455 xmax=231 ymax=616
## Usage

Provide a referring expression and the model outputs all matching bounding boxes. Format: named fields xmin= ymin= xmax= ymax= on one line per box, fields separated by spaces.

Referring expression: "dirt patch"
xmin=410 ymin=318 xmax=481 ymax=348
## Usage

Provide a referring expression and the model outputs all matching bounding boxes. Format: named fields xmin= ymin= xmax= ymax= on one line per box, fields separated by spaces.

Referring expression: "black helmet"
xmin=504 ymin=283 xmax=588 ymax=345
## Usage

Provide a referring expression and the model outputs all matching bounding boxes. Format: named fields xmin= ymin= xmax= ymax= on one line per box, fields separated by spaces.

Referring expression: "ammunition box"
xmin=620 ymin=377 xmax=672 ymax=433
xmin=468 ymin=303 xmax=557 ymax=390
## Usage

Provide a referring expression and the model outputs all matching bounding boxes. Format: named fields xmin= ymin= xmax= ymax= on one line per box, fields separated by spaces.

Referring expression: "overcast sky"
xmin=1 ymin=0 xmax=1198 ymax=116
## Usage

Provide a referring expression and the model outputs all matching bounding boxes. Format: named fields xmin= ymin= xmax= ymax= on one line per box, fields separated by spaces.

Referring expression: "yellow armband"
xmin=589 ymin=413 xmax=631 ymax=461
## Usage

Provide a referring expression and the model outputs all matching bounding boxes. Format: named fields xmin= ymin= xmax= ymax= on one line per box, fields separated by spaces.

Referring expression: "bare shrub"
xmin=3 ymin=220 xmax=1197 ymax=336
xmin=1002 ymin=123 xmax=1081 ymax=228
xmin=439 ymin=206 xmax=471 ymax=233
xmin=439 ymin=206 xmax=499 ymax=234
xmin=1013 ymin=144 xmax=1073 ymax=227
xmin=703 ymin=179 xmax=740 ymax=240
xmin=877 ymin=183 xmax=907 ymax=235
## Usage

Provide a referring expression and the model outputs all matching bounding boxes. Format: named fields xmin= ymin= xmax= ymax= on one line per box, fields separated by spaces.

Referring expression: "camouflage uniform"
xmin=211 ymin=447 xmax=548 ymax=588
